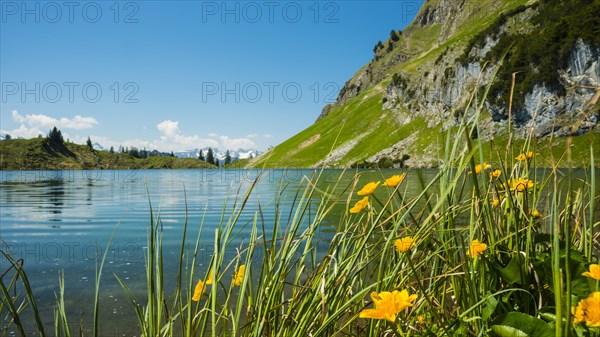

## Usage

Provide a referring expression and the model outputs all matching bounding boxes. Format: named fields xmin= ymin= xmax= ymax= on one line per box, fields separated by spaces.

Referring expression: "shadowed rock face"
xmin=485 ymin=40 xmax=600 ymax=137
xmin=318 ymin=0 xmax=599 ymax=141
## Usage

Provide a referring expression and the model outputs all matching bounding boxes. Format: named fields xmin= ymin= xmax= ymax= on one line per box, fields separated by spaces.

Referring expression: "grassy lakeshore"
xmin=0 ymin=138 xmax=216 ymax=170
xmin=1 ymin=115 xmax=599 ymax=337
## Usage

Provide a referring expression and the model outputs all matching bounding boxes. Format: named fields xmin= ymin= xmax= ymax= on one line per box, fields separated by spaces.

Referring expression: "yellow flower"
xmin=383 ymin=174 xmax=406 ymax=187
xmin=516 ymin=151 xmax=535 ymax=161
xmin=573 ymin=301 xmax=586 ymax=324
xmin=395 ymin=237 xmax=415 ymax=253
xmin=394 ymin=236 xmax=415 ymax=253
xmin=506 ymin=178 xmax=535 ymax=192
xmin=205 ymin=268 xmax=214 ymax=285
xmin=192 ymin=279 xmax=206 ymax=301
xmin=491 ymin=198 xmax=500 ymax=207
xmin=233 ymin=264 xmax=245 ymax=286
xmin=572 ymin=292 xmax=600 ymax=327
xmin=357 ymin=181 xmax=380 ymax=195
xmin=582 ymin=264 xmax=600 ymax=280
xmin=468 ymin=240 xmax=487 ymax=258
xmin=350 ymin=197 xmax=370 ymax=213
xmin=531 ymin=209 xmax=542 ymax=219
xmin=359 ymin=290 xmax=418 ymax=323
xmin=469 ymin=163 xmax=491 ymax=175
xmin=490 ymin=169 xmax=501 ymax=179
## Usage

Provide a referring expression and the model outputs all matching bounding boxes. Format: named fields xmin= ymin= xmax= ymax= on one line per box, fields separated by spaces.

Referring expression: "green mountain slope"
xmin=0 ymin=138 xmax=216 ymax=170
xmin=250 ymin=0 xmax=600 ymax=168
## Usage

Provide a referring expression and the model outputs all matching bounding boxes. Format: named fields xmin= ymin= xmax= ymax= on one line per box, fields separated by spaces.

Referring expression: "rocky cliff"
xmin=324 ymin=0 xmax=599 ymax=145
xmin=252 ymin=0 xmax=600 ymax=169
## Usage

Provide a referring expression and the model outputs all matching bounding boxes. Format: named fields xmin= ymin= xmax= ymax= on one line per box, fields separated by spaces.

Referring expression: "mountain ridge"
xmin=174 ymin=148 xmax=262 ymax=162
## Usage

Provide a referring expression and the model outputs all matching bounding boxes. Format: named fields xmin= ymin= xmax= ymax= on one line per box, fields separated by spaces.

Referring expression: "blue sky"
xmin=1 ymin=0 xmax=424 ymax=151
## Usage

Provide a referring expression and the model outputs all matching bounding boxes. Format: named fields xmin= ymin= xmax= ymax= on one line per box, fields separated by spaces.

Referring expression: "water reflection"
xmin=47 ymin=178 xmax=65 ymax=214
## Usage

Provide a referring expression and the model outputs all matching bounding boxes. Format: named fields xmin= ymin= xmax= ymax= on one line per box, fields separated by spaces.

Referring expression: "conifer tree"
xmin=224 ymin=150 xmax=232 ymax=166
xmin=198 ymin=150 xmax=205 ymax=161
xmin=47 ymin=126 xmax=64 ymax=145
xmin=206 ymin=148 xmax=215 ymax=165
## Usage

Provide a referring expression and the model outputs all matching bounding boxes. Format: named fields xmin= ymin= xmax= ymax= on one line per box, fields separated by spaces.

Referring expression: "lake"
xmin=0 ymin=168 xmax=596 ymax=335
xmin=0 ymin=169 xmax=432 ymax=335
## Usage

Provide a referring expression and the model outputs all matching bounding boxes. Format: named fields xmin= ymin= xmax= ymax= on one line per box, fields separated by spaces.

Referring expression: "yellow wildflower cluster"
xmin=573 ymin=292 xmax=600 ymax=327
xmin=351 ymin=175 xmax=404 ymax=214
xmin=468 ymin=240 xmax=487 ymax=258
xmin=350 ymin=196 xmax=370 ymax=213
xmin=395 ymin=236 xmax=415 ymax=253
xmin=571 ymin=265 xmax=600 ymax=327
xmin=358 ymin=181 xmax=380 ymax=196
xmin=192 ymin=264 xmax=245 ymax=301
xmin=516 ymin=151 xmax=535 ymax=161
xmin=192 ymin=280 xmax=207 ymax=301
xmin=233 ymin=264 xmax=245 ymax=286
xmin=383 ymin=174 xmax=406 ymax=187
xmin=359 ymin=290 xmax=418 ymax=322
xmin=505 ymin=178 xmax=535 ymax=192
xmin=582 ymin=264 xmax=600 ymax=280
xmin=469 ymin=163 xmax=491 ymax=175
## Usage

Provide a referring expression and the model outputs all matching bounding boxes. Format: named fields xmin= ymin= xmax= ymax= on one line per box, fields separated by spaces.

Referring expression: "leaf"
xmin=491 ymin=312 xmax=554 ymax=337
xmin=498 ymin=253 xmax=526 ymax=285
xmin=538 ymin=309 xmax=556 ymax=323
xmin=482 ymin=294 xmax=499 ymax=321
xmin=492 ymin=327 xmax=528 ymax=337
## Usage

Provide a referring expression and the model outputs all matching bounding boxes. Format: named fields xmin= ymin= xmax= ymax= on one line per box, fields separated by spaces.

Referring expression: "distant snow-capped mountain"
xmin=174 ymin=148 xmax=261 ymax=162
xmin=80 ymin=140 xmax=261 ymax=163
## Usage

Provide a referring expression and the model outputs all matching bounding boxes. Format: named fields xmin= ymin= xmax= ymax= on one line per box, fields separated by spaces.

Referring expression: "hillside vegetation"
xmin=0 ymin=138 xmax=216 ymax=170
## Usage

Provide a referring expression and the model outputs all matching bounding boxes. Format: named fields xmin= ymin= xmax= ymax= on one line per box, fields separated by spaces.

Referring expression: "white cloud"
xmin=156 ymin=120 xmax=180 ymax=138
xmin=1 ymin=113 xmax=263 ymax=152
xmin=11 ymin=110 xmax=98 ymax=130
xmin=1 ymin=110 xmax=98 ymax=139
xmin=247 ymin=133 xmax=273 ymax=139
xmin=1 ymin=124 xmax=45 ymax=139
xmin=59 ymin=115 xmax=98 ymax=129
xmin=151 ymin=120 xmax=256 ymax=151
xmin=154 ymin=120 xmax=219 ymax=151
xmin=219 ymin=135 xmax=255 ymax=150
